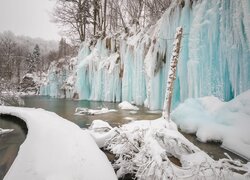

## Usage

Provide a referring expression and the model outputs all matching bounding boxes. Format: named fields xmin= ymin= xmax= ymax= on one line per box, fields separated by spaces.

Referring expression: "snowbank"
xmin=172 ymin=90 xmax=250 ymax=160
xmin=0 ymin=106 xmax=117 ymax=180
xmin=118 ymin=101 xmax=139 ymax=110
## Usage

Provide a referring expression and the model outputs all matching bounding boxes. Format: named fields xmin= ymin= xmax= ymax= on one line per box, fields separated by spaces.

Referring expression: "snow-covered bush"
xmin=0 ymin=79 xmax=24 ymax=106
xmin=90 ymin=119 xmax=250 ymax=179
xmin=0 ymin=93 xmax=24 ymax=106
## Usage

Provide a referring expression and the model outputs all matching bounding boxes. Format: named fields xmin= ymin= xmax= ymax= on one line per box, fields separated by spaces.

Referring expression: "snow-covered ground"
xmin=0 ymin=106 xmax=116 ymax=180
xmin=172 ymin=90 xmax=250 ymax=160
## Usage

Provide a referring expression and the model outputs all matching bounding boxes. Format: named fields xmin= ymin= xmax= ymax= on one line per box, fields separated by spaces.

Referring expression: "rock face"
xmin=20 ymin=74 xmax=38 ymax=94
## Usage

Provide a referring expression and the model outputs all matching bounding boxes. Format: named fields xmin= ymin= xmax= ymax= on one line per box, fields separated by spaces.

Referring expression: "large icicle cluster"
xmin=75 ymin=0 xmax=250 ymax=110
xmin=76 ymin=38 xmax=121 ymax=102
xmin=40 ymin=57 xmax=77 ymax=98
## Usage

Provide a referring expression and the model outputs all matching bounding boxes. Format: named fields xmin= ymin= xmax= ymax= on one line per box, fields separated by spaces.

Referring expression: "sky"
xmin=0 ymin=0 xmax=60 ymax=41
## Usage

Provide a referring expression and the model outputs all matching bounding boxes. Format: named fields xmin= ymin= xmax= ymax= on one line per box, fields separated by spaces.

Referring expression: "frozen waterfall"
xmin=42 ymin=0 xmax=250 ymax=110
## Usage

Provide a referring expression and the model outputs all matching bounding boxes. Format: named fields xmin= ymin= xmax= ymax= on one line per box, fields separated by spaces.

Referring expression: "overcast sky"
xmin=0 ymin=0 xmax=60 ymax=40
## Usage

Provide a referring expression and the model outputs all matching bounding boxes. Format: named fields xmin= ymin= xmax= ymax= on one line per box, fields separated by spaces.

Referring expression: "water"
xmin=23 ymin=96 xmax=161 ymax=128
xmin=0 ymin=115 xmax=27 ymax=179
xmin=0 ymin=96 xmax=247 ymax=179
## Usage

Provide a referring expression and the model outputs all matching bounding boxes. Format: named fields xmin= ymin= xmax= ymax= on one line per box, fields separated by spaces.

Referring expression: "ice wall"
xmin=76 ymin=39 xmax=122 ymax=102
xmin=40 ymin=57 xmax=77 ymax=98
xmin=75 ymin=0 xmax=250 ymax=110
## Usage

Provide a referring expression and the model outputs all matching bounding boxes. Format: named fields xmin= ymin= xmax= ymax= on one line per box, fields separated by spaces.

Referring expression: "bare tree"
xmin=0 ymin=31 xmax=16 ymax=79
xmin=53 ymin=0 xmax=92 ymax=42
xmin=52 ymin=0 xmax=172 ymax=41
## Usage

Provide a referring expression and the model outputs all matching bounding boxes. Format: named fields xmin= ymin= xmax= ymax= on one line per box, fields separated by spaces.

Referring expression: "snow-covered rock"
xmin=75 ymin=107 xmax=117 ymax=115
xmin=118 ymin=101 xmax=139 ymax=110
xmin=0 ymin=106 xmax=117 ymax=180
xmin=172 ymin=90 xmax=250 ymax=160
xmin=20 ymin=73 xmax=39 ymax=94
xmin=0 ymin=128 xmax=14 ymax=135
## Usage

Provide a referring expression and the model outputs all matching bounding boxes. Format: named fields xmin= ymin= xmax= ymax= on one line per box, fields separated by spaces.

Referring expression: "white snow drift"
xmin=0 ymin=106 xmax=116 ymax=180
xmin=172 ymin=90 xmax=250 ymax=160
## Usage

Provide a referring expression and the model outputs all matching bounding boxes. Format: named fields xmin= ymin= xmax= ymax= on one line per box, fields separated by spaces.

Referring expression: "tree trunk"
xmin=103 ymin=0 xmax=107 ymax=36
xmin=162 ymin=27 xmax=183 ymax=121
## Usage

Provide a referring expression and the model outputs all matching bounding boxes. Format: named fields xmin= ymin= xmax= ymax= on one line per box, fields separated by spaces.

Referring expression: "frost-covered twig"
xmin=163 ymin=27 xmax=183 ymax=121
xmin=0 ymin=79 xmax=24 ymax=106
xmin=101 ymin=119 xmax=250 ymax=179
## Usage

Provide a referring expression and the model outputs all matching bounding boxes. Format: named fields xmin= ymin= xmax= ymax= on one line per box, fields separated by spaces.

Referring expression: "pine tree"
xmin=27 ymin=44 xmax=40 ymax=73
xmin=27 ymin=53 xmax=35 ymax=73
xmin=33 ymin=44 xmax=40 ymax=72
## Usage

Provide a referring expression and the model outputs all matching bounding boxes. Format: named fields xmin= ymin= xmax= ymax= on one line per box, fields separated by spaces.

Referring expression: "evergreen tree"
xmin=27 ymin=44 xmax=40 ymax=73
xmin=33 ymin=44 xmax=40 ymax=72
xmin=58 ymin=38 xmax=66 ymax=59
xmin=26 ymin=53 xmax=35 ymax=73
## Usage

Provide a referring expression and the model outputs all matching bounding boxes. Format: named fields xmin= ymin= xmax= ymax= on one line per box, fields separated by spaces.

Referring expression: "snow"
xmin=118 ymin=101 xmax=139 ymax=110
xmin=88 ymin=120 xmax=116 ymax=148
xmin=172 ymin=90 xmax=250 ymax=160
xmin=75 ymin=107 xmax=117 ymax=115
xmin=0 ymin=106 xmax=117 ymax=180
xmin=89 ymin=118 xmax=250 ymax=179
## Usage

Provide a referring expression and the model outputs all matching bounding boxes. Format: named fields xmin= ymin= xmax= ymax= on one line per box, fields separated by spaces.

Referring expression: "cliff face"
xmin=43 ymin=0 xmax=250 ymax=110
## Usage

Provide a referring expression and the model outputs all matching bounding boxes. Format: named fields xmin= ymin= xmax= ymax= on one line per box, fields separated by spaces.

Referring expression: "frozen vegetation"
xmin=40 ymin=0 xmax=250 ymax=110
xmin=172 ymin=90 xmax=250 ymax=160
xmin=0 ymin=106 xmax=116 ymax=180
xmin=0 ymin=80 xmax=24 ymax=106
xmin=89 ymin=118 xmax=250 ymax=179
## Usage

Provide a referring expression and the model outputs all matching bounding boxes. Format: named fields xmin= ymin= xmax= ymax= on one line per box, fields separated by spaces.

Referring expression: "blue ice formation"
xmin=40 ymin=58 xmax=77 ymax=98
xmin=76 ymin=0 xmax=250 ymax=110
xmin=42 ymin=0 xmax=250 ymax=110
